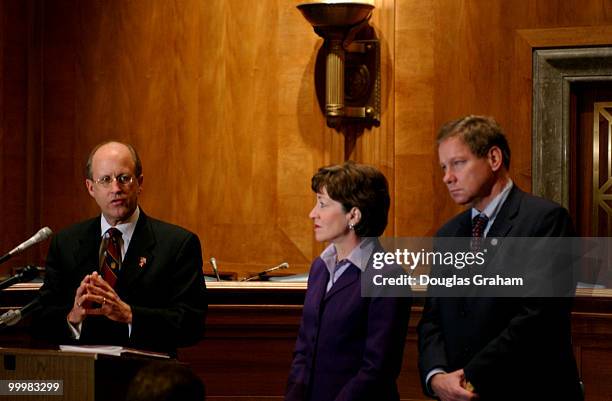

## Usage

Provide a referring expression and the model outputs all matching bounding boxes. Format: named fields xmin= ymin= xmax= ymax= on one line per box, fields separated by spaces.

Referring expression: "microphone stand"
xmin=209 ymin=257 xmax=221 ymax=282
xmin=0 ymin=265 xmax=40 ymax=291
xmin=241 ymin=262 xmax=289 ymax=282
xmin=0 ymin=298 xmax=42 ymax=330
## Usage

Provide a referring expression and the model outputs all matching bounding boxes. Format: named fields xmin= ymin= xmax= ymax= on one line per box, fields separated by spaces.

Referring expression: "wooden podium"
xmin=0 ymin=348 xmax=160 ymax=401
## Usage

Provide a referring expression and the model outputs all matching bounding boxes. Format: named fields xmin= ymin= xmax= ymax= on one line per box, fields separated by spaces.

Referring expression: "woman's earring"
xmin=348 ymin=223 xmax=354 ymax=230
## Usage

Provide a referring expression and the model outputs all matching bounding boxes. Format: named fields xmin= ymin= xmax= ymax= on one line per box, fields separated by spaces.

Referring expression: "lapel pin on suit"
xmin=138 ymin=256 xmax=147 ymax=268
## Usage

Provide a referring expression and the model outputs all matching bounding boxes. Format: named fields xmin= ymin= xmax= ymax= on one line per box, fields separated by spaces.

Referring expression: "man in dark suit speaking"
xmin=417 ymin=116 xmax=582 ymax=401
xmin=34 ymin=141 xmax=207 ymax=353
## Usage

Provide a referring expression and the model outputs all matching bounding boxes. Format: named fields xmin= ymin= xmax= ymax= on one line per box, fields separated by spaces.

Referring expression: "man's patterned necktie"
xmin=471 ymin=214 xmax=489 ymax=250
xmin=101 ymin=227 xmax=122 ymax=288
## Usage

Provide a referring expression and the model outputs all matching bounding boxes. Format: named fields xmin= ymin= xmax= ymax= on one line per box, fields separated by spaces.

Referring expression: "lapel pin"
xmin=138 ymin=257 xmax=147 ymax=268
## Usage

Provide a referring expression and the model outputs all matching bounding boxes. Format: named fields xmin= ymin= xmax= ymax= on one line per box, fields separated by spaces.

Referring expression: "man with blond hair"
xmin=418 ymin=116 xmax=582 ymax=401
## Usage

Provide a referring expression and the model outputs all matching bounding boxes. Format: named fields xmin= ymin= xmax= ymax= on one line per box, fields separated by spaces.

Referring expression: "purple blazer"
xmin=285 ymin=255 xmax=411 ymax=401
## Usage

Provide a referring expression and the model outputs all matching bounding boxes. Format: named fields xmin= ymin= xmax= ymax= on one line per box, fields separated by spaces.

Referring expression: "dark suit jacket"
xmin=286 ymin=247 xmax=411 ymax=401
xmin=417 ymin=186 xmax=582 ymax=401
xmin=34 ymin=211 xmax=207 ymax=353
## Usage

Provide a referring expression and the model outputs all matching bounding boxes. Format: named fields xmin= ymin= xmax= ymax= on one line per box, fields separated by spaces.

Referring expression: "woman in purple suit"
xmin=285 ymin=161 xmax=411 ymax=401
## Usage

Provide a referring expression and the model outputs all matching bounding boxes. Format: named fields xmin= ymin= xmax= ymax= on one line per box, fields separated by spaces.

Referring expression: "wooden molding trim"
xmin=517 ymin=25 xmax=612 ymax=48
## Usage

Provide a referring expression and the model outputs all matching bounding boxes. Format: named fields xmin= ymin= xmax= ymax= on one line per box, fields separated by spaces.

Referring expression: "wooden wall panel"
xmin=198 ymin=0 xmax=314 ymax=274
xmin=41 ymin=0 xmax=92 ymax=235
xmin=394 ymin=1 xmax=436 ymax=236
xmin=277 ymin=2 xmax=329 ymax=267
xmin=0 ymin=0 xmax=610 ymax=278
xmin=395 ymin=0 xmax=612 ymax=237
xmin=36 ymin=0 xmax=396 ymax=278
xmin=0 ymin=0 xmax=42 ymax=277
xmin=354 ymin=0 xmax=397 ymax=235
xmin=37 ymin=0 xmax=326 ymax=277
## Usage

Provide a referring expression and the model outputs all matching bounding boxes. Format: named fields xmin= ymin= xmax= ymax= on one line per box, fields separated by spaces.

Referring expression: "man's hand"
xmin=431 ymin=369 xmax=479 ymax=401
xmin=83 ymin=272 xmax=133 ymax=324
xmin=67 ymin=273 xmax=94 ymax=325
xmin=67 ymin=272 xmax=133 ymax=325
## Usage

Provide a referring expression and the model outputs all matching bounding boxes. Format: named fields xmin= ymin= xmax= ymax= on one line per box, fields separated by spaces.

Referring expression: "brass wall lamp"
xmin=297 ymin=1 xmax=380 ymax=129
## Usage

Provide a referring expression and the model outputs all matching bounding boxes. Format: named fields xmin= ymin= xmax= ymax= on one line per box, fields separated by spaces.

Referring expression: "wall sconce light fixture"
xmin=297 ymin=1 xmax=380 ymax=129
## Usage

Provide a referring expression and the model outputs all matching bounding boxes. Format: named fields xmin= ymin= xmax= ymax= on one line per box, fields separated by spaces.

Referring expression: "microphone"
xmin=209 ymin=257 xmax=221 ymax=282
xmin=241 ymin=262 xmax=290 ymax=282
xmin=0 ymin=227 xmax=53 ymax=265
xmin=0 ymin=298 xmax=42 ymax=330
xmin=0 ymin=265 xmax=41 ymax=291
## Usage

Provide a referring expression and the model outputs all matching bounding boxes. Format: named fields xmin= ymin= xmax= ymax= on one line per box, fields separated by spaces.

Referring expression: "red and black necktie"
xmin=101 ymin=227 xmax=122 ymax=288
xmin=471 ymin=214 xmax=489 ymax=250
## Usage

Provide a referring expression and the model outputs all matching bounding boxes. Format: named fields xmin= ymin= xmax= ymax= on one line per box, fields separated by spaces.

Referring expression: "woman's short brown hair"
xmin=311 ymin=161 xmax=390 ymax=237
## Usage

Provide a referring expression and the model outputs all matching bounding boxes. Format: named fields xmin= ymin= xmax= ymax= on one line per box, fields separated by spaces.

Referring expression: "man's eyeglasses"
xmin=92 ymin=174 xmax=135 ymax=187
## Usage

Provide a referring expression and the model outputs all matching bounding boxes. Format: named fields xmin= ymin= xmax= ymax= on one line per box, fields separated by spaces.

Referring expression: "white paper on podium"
xmin=60 ymin=345 xmax=123 ymax=356
xmin=59 ymin=345 xmax=170 ymax=359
